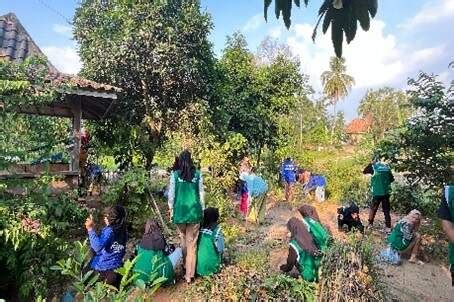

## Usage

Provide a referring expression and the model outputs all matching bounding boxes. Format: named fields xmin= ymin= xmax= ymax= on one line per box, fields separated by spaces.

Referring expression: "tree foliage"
xmin=376 ymin=72 xmax=454 ymax=188
xmin=215 ymin=33 xmax=305 ymax=161
xmin=73 ymin=0 xmax=216 ymax=168
xmin=264 ymin=0 xmax=378 ymax=57
xmin=358 ymin=87 xmax=410 ymax=143
xmin=321 ymin=56 xmax=354 ymax=107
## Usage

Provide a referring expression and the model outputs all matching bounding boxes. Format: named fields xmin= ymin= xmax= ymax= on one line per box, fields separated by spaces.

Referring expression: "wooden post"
xmin=70 ymin=97 xmax=82 ymax=173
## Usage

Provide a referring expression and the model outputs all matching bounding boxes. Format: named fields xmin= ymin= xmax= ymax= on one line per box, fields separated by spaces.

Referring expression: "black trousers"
xmin=369 ymin=195 xmax=391 ymax=228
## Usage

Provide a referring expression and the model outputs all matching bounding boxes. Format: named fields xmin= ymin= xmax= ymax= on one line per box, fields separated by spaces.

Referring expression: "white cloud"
xmin=242 ymin=13 xmax=264 ymax=32
xmin=268 ymin=26 xmax=282 ymax=38
xmin=286 ymin=19 xmax=448 ymax=119
xmin=42 ymin=46 xmax=81 ymax=74
xmin=403 ymin=0 xmax=454 ymax=29
xmin=52 ymin=24 xmax=73 ymax=37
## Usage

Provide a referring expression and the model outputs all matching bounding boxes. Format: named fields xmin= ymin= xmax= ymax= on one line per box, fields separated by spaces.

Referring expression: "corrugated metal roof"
xmin=345 ymin=117 xmax=372 ymax=134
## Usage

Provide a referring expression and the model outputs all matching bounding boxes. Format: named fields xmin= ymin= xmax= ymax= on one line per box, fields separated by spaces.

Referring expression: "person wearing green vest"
xmin=168 ymin=150 xmax=204 ymax=283
xmin=386 ymin=209 xmax=423 ymax=264
xmin=196 ymin=207 xmax=225 ymax=276
xmin=298 ymin=204 xmax=331 ymax=252
xmin=438 ymin=185 xmax=454 ymax=286
xmin=133 ymin=219 xmax=182 ymax=286
xmin=363 ymin=158 xmax=395 ymax=233
xmin=280 ymin=217 xmax=321 ymax=282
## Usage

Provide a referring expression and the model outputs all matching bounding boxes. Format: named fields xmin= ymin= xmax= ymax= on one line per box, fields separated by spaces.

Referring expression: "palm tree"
xmin=320 ymin=56 xmax=354 ymax=142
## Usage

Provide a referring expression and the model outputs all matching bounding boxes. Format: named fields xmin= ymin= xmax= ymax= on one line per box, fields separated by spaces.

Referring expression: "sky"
xmin=1 ymin=0 xmax=453 ymax=120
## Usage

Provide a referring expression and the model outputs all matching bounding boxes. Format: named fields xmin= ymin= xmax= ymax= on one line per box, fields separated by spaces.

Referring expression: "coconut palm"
xmin=321 ymin=56 xmax=354 ymax=116
xmin=321 ymin=56 xmax=354 ymax=142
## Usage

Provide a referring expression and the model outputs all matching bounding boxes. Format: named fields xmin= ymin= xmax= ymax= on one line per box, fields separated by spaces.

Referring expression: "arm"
xmin=363 ymin=163 xmax=373 ymax=174
xmin=214 ymin=228 xmax=225 ymax=254
xmin=441 ymin=220 xmax=454 ymax=243
xmin=88 ymin=228 xmax=113 ymax=253
xmin=168 ymin=172 xmax=175 ymax=210
xmin=280 ymin=246 xmax=297 ymax=272
xmin=199 ymin=173 xmax=205 ymax=210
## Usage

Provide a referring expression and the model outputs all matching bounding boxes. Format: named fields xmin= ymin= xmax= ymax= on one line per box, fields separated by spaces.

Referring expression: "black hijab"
xmin=202 ymin=207 xmax=220 ymax=230
xmin=139 ymin=219 xmax=166 ymax=251
xmin=104 ymin=205 xmax=127 ymax=244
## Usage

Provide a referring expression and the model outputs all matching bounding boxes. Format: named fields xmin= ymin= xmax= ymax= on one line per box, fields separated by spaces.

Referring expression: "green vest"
xmin=303 ymin=217 xmax=331 ymax=253
xmin=289 ymin=239 xmax=321 ymax=282
xmin=371 ymin=163 xmax=393 ymax=196
xmin=196 ymin=226 xmax=222 ymax=276
xmin=445 ymin=186 xmax=454 ymax=266
xmin=133 ymin=246 xmax=175 ymax=286
xmin=172 ymin=170 xmax=203 ymax=224
xmin=387 ymin=222 xmax=410 ymax=251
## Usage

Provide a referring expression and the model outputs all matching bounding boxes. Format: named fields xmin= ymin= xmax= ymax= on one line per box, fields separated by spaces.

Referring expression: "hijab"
xmin=287 ymin=217 xmax=319 ymax=256
xmin=298 ymin=204 xmax=321 ymax=223
xmin=202 ymin=207 xmax=220 ymax=230
xmin=402 ymin=209 xmax=422 ymax=229
xmin=139 ymin=219 xmax=166 ymax=251
xmin=104 ymin=205 xmax=127 ymax=244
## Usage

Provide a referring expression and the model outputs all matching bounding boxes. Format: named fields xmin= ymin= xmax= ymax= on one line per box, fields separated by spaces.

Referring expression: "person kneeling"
xmin=133 ymin=219 xmax=182 ymax=286
xmin=337 ymin=202 xmax=364 ymax=233
xmin=280 ymin=218 xmax=321 ymax=282
xmin=196 ymin=208 xmax=225 ymax=276
xmin=85 ymin=205 xmax=127 ymax=288
xmin=386 ymin=209 xmax=423 ymax=264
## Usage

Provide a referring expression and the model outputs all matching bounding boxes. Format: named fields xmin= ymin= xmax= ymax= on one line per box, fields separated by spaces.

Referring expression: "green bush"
xmin=103 ymin=168 xmax=154 ymax=232
xmin=390 ymin=181 xmax=439 ymax=217
xmin=319 ymin=235 xmax=386 ymax=301
xmin=263 ymin=274 xmax=316 ymax=301
xmin=0 ymin=176 xmax=87 ymax=299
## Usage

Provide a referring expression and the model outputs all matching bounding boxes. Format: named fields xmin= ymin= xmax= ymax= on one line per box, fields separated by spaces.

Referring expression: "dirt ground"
xmin=153 ymin=197 xmax=454 ymax=301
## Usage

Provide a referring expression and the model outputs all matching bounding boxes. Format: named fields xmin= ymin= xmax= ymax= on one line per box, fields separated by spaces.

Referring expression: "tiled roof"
xmin=0 ymin=12 xmax=120 ymax=93
xmin=0 ymin=12 xmax=57 ymax=72
xmin=345 ymin=117 xmax=372 ymax=134
xmin=49 ymin=73 xmax=122 ymax=93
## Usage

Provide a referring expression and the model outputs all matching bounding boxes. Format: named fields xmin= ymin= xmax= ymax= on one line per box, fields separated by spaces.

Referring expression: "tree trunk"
xmin=256 ymin=145 xmax=262 ymax=168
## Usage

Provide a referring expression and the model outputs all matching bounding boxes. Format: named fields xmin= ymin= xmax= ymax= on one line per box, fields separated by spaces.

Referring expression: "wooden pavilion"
xmin=0 ymin=13 xmax=120 ymax=185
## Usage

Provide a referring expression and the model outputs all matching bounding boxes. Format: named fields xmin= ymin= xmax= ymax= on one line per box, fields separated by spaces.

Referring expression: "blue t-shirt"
xmin=305 ymin=175 xmax=326 ymax=191
xmin=88 ymin=226 xmax=126 ymax=271
xmin=240 ymin=173 xmax=268 ymax=198
xmin=281 ymin=160 xmax=297 ymax=183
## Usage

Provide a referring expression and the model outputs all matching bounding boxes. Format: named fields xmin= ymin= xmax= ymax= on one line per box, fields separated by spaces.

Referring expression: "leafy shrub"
xmin=104 ymin=168 xmax=154 ymax=232
xmin=51 ymin=240 xmax=164 ymax=301
xmin=319 ymin=235 xmax=386 ymax=301
xmin=0 ymin=176 xmax=87 ymax=299
xmin=235 ymin=248 xmax=268 ymax=273
xmin=390 ymin=181 xmax=439 ymax=217
xmin=263 ymin=273 xmax=316 ymax=301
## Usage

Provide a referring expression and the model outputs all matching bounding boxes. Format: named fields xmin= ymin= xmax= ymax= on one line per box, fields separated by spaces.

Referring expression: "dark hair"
xmin=170 ymin=156 xmax=180 ymax=172
xmin=178 ymin=150 xmax=196 ymax=182
xmin=104 ymin=205 xmax=127 ymax=244
xmin=202 ymin=207 xmax=219 ymax=229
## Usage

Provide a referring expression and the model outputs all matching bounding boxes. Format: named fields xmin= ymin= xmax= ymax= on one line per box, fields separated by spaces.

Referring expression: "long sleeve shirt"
xmin=88 ymin=227 xmax=126 ymax=271
xmin=168 ymin=171 xmax=205 ymax=210
xmin=280 ymin=247 xmax=298 ymax=272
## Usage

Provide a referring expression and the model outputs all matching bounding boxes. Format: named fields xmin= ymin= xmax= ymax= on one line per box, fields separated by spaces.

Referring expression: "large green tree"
xmin=215 ymin=33 xmax=304 ymax=163
xmin=73 ymin=0 xmax=215 ymax=168
xmin=376 ymin=72 xmax=453 ymax=188
xmin=358 ymin=87 xmax=410 ymax=143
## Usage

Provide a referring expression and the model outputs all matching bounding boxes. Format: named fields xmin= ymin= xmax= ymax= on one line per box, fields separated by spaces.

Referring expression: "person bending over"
xmin=133 ymin=219 xmax=182 ymax=286
xmin=280 ymin=218 xmax=321 ymax=282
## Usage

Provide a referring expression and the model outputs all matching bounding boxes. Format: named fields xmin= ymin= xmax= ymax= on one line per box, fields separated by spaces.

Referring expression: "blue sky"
xmin=2 ymin=0 xmax=453 ymax=120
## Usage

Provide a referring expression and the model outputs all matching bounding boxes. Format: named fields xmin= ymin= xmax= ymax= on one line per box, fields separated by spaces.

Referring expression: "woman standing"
xmin=168 ymin=150 xmax=204 ymax=283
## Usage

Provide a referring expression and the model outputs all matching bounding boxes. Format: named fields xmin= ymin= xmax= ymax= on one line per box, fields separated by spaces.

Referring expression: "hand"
xmin=168 ymin=209 xmax=173 ymax=219
xmin=85 ymin=215 xmax=94 ymax=231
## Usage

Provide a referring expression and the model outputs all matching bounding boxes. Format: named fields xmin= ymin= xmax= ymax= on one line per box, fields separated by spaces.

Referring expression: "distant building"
xmin=345 ymin=117 xmax=371 ymax=144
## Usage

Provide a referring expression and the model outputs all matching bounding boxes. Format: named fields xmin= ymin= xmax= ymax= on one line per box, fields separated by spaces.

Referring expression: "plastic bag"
xmin=378 ymin=246 xmax=401 ymax=265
